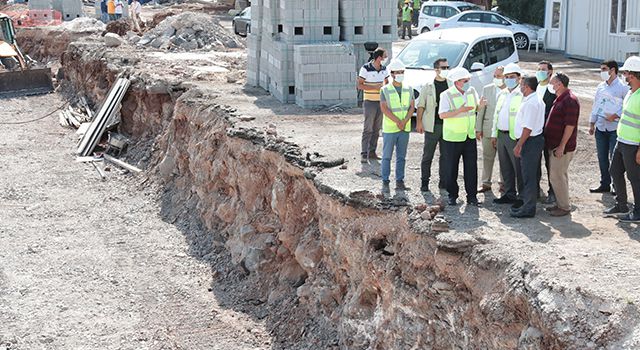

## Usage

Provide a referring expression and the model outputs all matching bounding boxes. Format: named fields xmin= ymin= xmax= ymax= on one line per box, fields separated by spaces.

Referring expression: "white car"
xmin=417 ymin=1 xmax=482 ymax=34
xmin=433 ymin=10 xmax=542 ymax=50
xmin=395 ymin=28 xmax=519 ymax=98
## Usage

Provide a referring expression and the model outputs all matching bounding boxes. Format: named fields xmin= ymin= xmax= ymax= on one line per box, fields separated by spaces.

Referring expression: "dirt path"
xmin=0 ymin=94 xmax=270 ymax=349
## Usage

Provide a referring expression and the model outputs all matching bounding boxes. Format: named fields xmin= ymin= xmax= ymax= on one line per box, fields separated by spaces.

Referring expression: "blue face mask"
xmin=536 ymin=71 xmax=548 ymax=82
xmin=461 ymin=82 xmax=470 ymax=91
xmin=505 ymin=78 xmax=518 ymax=89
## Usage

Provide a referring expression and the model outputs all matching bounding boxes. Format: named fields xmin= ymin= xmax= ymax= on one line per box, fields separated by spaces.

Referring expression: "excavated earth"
xmin=10 ymin=26 xmax=640 ymax=349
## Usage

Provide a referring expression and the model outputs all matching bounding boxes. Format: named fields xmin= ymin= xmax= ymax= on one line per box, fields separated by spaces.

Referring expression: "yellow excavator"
xmin=0 ymin=13 xmax=53 ymax=98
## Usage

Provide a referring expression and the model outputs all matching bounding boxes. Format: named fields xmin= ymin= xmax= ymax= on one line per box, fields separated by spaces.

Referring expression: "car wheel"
xmin=421 ymin=27 xmax=430 ymax=33
xmin=233 ymin=21 xmax=239 ymax=35
xmin=514 ymin=33 xmax=528 ymax=50
xmin=246 ymin=24 xmax=251 ymax=36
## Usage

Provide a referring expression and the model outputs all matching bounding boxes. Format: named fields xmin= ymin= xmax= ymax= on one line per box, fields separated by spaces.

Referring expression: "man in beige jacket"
xmin=475 ymin=66 xmax=506 ymax=193
xmin=416 ymin=58 xmax=450 ymax=192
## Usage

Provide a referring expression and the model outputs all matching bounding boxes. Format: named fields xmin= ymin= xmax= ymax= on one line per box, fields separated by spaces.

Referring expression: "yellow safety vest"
xmin=402 ymin=7 xmax=412 ymax=22
xmin=618 ymin=88 xmax=640 ymax=144
xmin=382 ymin=84 xmax=412 ymax=133
xmin=442 ymin=86 xmax=477 ymax=142
xmin=413 ymin=0 xmax=421 ymax=9
xmin=493 ymin=91 xmax=523 ymax=140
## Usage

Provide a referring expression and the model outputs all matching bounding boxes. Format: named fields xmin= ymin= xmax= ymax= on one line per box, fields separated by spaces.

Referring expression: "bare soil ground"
xmin=0 ymin=95 xmax=272 ymax=349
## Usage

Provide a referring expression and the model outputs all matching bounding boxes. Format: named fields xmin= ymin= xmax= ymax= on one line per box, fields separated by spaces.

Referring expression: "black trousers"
xmin=442 ymin=138 xmax=478 ymax=201
xmin=610 ymin=142 xmax=640 ymax=213
xmin=517 ymin=135 xmax=545 ymax=214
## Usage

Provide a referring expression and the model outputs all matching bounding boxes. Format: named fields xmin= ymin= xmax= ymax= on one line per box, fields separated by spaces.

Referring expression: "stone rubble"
xmin=134 ymin=12 xmax=244 ymax=51
xmin=60 ymin=17 xmax=106 ymax=33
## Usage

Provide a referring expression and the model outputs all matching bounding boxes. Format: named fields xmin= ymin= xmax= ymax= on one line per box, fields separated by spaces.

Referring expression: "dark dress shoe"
xmin=510 ymin=210 xmax=535 ymax=218
xmin=604 ymin=204 xmax=629 ymax=216
xmin=420 ymin=184 xmax=429 ymax=192
xmin=467 ymin=198 xmax=482 ymax=207
xmin=510 ymin=199 xmax=524 ymax=209
xmin=493 ymin=196 xmax=517 ymax=204
xmin=447 ymin=197 xmax=458 ymax=206
xmin=369 ymin=153 xmax=382 ymax=160
xmin=477 ymin=185 xmax=491 ymax=193
xmin=589 ymin=185 xmax=611 ymax=193
xmin=549 ymin=208 xmax=571 ymax=217
xmin=619 ymin=211 xmax=640 ymax=223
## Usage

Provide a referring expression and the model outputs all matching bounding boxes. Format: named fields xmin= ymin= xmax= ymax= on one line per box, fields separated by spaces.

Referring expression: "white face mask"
xmin=600 ymin=71 xmax=611 ymax=81
xmin=394 ymin=74 xmax=404 ymax=83
xmin=493 ymin=78 xmax=504 ymax=87
xmin=439 ymin=69 xmax=449 ymax=78
xmin=381 ymin=58 xmax=389 ymax=66
xmin=547 ymin=84 xmax=556 ymax=94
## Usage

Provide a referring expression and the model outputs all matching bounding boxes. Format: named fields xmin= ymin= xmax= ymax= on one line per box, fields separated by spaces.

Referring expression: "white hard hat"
xmin=387 ymin=59 xmax=405 ymax=72
xmin=503 ymin=62 xmax=523 ymax=75
xmin=620 ymin=56 xmax=640 ymax=72
xmin=447 ymin=67 xmax=471 ymax=82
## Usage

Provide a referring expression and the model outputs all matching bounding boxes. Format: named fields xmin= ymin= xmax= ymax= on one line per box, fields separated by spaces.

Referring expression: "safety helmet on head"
xmin=387 ymin=59 xmax=406 ymax=72
xmin=620 ymin=56 xmax=640 ymax=73
xmin=503 ymin=63 xmax=523 ymax=76
xmin=447 ymin=67 xmax=471 ymax=82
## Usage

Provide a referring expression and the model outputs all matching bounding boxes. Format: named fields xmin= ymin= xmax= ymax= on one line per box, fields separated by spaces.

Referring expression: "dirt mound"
xmin=135 ymin=11 xmax=243 ymax=51
xmin=105 ymin=19 xmax=131 ymax=36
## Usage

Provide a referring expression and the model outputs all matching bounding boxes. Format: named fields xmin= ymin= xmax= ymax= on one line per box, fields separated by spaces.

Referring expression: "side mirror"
xmin=470 ymin=62 xmax=485 ymax=72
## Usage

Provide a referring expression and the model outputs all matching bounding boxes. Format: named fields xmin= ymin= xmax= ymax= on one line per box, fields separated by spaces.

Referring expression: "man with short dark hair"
xmin=588 ymin=59 xmax=629 ymax=193
xmin=606 ymin=56 xmax=640 ymax=223
xmin=357 ymin=48 xmax=389 ymax=163
xmin=536 ymin=60 xmax=557 ymax=203
xmin=511 ymin=76 xmax=545 ymax=218
xmin=416 ymin=58 xmax=449 ymax=192
xmin=544 ymin=72 xmax=580 ymax=217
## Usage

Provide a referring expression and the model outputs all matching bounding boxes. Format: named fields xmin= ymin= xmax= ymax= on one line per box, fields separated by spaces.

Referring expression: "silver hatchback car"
xmin=232 ymin=7 xmax=251 ymax=37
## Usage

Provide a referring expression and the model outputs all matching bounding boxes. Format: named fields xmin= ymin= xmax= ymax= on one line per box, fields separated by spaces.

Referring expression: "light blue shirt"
xmin=590 ymin=77 xmax=629 ymax=132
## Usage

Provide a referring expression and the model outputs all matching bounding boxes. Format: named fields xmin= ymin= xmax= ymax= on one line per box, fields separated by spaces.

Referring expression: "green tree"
xmin=496 ymin=0 xmax=545 ymax=26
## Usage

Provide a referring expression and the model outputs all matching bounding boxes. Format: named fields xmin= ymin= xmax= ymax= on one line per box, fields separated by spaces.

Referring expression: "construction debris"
xmin=60 ymin=17 xmax=105 ymax=32
xmin=135 ymin=12 xmax=243 ymax=51
xmin=76 ymin=77 xmax=130 ymax=157
xmin=104 ymin=154 xmax=141 ymax=173
xmin=103 ymin=33 xmax=124 ymax=48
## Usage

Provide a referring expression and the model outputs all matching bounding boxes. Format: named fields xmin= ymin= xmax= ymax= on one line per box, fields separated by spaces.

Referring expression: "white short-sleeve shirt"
xmin=514 ymin=93 xmax=545 ymax=139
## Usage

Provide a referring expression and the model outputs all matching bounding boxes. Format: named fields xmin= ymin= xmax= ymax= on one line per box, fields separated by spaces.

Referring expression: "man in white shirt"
xmin=491 ymin=63 xmax=523 ymax=207
xmin=511 ymin=76 xmax=546 ymax=218
xmin=588 ymin=60 xmax=629 ymax=193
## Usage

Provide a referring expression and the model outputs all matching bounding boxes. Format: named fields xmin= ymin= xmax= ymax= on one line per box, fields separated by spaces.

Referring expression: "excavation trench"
xmin=19 ymin=30 xmax=633 ymax=349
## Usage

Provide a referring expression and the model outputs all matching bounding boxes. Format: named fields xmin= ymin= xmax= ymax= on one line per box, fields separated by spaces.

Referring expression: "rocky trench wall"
xmin=54 ymin=41 xmax=616 ymax=349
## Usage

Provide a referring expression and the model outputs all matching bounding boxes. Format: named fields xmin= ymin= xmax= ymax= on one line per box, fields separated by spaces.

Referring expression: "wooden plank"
xmin=103 ymin=154 xmax=142 ymax=173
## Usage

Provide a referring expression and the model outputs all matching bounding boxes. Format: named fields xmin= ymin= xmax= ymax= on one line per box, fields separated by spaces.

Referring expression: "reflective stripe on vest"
xmin=382 ymin=84 xmax=412 ymax=133
xmin=402 ymin=7 xmax=412 ymax=22
xmin=442 ymin=86 xmax=477 ymax=142
xmin=494 ymin=91 xmax=523 ymax=140
xmin=618 ymin=89 xmax=640 ymax=144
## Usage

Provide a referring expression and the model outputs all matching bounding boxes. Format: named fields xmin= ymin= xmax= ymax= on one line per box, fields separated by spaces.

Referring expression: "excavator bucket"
xmin=0 ymin=67 xmax=54 ymax=98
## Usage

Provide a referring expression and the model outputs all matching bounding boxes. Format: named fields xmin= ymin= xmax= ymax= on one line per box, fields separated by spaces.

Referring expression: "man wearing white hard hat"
xmin=606 ymin=56 xmax=640 ymax=223
xmin=491 ymin=62 xmax=524 ymax=209
xmin=379 ymin=59 xmax=415 ymax=192
xmin=438 ymin=67 xmax=486 ymax=206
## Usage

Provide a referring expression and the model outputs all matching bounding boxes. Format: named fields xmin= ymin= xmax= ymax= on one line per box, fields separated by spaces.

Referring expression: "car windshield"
xmin=457 ymin=5 xmax=482 ymax=12
xmin=396 ymin=40 xmax=468 ymax=69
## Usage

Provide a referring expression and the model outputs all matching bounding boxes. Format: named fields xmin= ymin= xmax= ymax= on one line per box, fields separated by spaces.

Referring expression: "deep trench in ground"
xmin=13 ymin=27 xmax=640 ymax=349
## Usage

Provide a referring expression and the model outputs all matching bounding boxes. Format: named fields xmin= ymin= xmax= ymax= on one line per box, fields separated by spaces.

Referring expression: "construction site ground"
xmin=1 ymin=8 xmax=640 ymax=348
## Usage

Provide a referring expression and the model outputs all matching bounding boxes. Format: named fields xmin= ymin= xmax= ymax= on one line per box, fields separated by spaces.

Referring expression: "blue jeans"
xmin=381 ymin=131 xmax=410 ymax=182
xmin=595 ymin=129 xmax=617 ymax=187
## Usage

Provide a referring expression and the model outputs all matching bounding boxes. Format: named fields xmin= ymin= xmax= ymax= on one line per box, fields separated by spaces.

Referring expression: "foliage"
xmin=496 ymin=0 xmax=545 ymax=27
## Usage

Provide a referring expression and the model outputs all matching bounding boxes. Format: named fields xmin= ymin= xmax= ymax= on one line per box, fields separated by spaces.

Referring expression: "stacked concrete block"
xmin=31 ymin=0 xmax=84 ymax=21
xmin=247 ymin=0 xmax=397 ymax=107
xmin=294 ymin=43 xmax=357 ymax=108
xmin=339 ymin=0 xmax=397 ymax=44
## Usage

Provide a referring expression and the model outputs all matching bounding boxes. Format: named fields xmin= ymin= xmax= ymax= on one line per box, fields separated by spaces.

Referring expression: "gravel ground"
xmin=0 ymin=94 xmax=271 ymax=349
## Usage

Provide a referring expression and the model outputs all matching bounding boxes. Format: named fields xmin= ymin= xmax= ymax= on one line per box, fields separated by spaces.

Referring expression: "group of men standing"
xmin=357 ymin=49 xmax=640 ymax=222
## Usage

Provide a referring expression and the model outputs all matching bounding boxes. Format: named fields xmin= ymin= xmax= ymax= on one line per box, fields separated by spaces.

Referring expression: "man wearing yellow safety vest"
xmin=379 ymin=59 xmax=415 ymax=192
xmin=412 ymin=0 xmax=421 ymax=27
xmin=491 ymin=63 xmax=524 ymax=208
xmin=357 ymin=48 xmax=390 ymax=163
xmin=401 ymin=0 xmax=412 ymax=40
xmin=439 ymin=67 xmax=486 ymax=206
xmin=606 ymin=56 xmax=640 ymax=223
